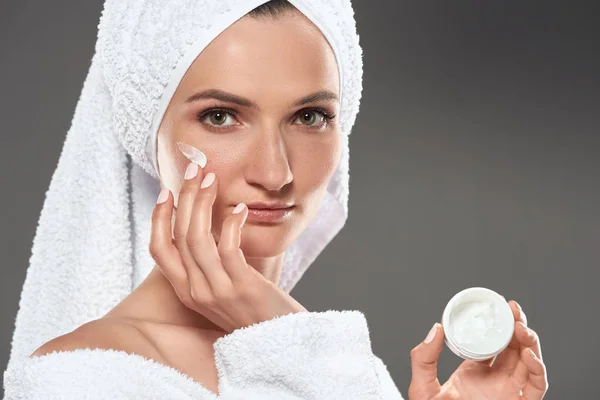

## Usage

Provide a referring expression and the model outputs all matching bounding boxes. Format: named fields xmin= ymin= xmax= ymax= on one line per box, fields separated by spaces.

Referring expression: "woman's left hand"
xmin=408 ymin=300 xmax=548 ymax=400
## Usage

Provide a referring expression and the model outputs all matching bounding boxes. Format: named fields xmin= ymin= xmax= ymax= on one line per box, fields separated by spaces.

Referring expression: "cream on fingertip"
xmin=177 ymin=141 xmax=207 ymax=168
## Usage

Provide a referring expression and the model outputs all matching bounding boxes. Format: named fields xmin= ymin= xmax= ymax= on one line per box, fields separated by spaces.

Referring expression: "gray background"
xmin=1 ymin=1 xmax=599 ymax=398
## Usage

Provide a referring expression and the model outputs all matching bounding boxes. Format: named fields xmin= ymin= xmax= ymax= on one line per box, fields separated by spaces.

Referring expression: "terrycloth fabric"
xmin=4 ymin=311 xmax=403 ymax=399
xmin=6 ymin=0 xmax=363 ymax=370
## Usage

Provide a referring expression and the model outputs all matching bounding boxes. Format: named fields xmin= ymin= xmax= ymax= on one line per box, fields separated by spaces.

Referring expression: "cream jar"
xmin=442 ymin=287 xmax=515 ymax=361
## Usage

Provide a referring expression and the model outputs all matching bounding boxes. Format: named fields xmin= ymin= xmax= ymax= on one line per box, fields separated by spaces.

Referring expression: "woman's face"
xmin=156 ymin=11 xmax=341 ymax=258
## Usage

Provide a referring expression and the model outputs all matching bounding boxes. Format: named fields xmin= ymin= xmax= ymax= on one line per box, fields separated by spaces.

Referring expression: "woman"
xmin=3 ymin=0 xmax=547 ymax=398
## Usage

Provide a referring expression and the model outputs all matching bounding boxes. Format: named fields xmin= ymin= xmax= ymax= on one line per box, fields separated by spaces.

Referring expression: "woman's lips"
xmin=245 ymin=206 xmax=294 ymax=223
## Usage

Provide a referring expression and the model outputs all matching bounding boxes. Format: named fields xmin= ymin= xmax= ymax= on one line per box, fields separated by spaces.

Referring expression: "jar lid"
xmin=442 ymin=287 xmax=515 ymax=360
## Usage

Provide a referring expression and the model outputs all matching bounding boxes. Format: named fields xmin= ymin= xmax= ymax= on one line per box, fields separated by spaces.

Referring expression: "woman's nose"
xmin=244 ymin=130 xmax=293 ymax=191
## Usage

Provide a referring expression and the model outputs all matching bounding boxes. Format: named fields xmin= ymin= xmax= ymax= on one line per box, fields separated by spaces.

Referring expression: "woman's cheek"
xmin=298 ymin=138 xmax=341 ymax=192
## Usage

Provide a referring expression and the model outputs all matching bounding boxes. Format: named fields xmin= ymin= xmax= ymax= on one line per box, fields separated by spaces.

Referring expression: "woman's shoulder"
xmin=30 ymin=317 xmax=166 ymax=364
xmin=5 ymin=321 xmax=218 ymax=399
xmin=28 ymin=317 xmax=221 ymax=393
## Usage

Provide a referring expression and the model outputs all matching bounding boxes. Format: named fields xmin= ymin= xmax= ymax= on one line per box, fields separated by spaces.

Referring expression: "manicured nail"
xmin=157 ymin=188 xmax=170 ymax=204
xmin=514 ymin=302 xmax=527 ymax=325
xmin=521 ymin=310 xmax=528 ymax=325
xmin=527 ymin=326 xmax=535 ymax=338
xmin=201 ymin=172 xmax=215 ymax=189
xmin=514 ymin=300 xmax=522 ymax=311
xmin=177 ymin=142 xmax=207 ymax=168
xmin=232 ymin=203 xmax=246 ymax=214
xmin=184 ymin=162 xmax=198 ymax=180
xmin=424 ymin=323 xmax=437 ymax=344
xmin=529 ymin=348 xmax=537 ymax=359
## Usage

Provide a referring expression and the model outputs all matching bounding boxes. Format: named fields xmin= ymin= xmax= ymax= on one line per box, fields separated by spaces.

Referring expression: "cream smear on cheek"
xmin=177 ymin=141 xmax=207 ymax=168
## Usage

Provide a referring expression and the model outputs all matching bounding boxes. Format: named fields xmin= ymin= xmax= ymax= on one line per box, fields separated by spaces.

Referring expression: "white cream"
xmin=442 ymin=287 xmax=515 ymax=360
xmin=449 ymin=301 xmax=504 ymax=353
xmin=177 ymin=141 xmax=207 ymax=168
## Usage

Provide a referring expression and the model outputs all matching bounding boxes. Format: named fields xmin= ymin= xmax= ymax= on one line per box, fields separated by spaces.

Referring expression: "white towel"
xmin=4 ymin=311 xmax=403 ymax=399
xmin=6 ymin=0 xmax=363 ymax=374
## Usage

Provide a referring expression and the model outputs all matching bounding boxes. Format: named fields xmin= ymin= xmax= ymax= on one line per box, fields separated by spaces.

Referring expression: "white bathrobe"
xmin=4 ymin=311 xmax=403 ymax=399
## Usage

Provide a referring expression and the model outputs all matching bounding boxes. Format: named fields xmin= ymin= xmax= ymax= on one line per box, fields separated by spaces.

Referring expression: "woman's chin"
xmin=239 ymin=225 xmax=295 ymax=258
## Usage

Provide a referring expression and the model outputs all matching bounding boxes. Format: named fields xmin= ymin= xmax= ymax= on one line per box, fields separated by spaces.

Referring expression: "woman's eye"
xmin=199 ymin=110 xmax=236 ymax=127
xmin=294 ymin=110 xmax=326 ymax=127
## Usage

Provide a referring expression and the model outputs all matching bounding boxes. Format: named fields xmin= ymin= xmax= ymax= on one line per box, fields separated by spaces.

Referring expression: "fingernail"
xmin=177 ymin=142 xmax=207 ymax=168
xmin=201 ymin=172 xmax=215 ymax=188
xmin=157 ymin=188 xmax=170 ymax=204
xmin=232 ymin=203 xmax=246 ymax=214
xmin=514 ymin=301 xmax=523 ymax=312
xmin=515 ymin=303 xmax=527 ymax=324
xmin=527 ymin=326 xmax=535 ymax=337
xmin=519 ymin=322 xmax=533 ymax=338
xmin=424 ymin=323 xmax=437 ymax=344
xmin=184 ymin=162 xmax=199 ymax=180
xmin=529 ymin=348 xmax=537 ymax=359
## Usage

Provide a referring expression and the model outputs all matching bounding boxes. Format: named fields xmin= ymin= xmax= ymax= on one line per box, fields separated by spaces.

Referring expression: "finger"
xmin=511 ymin=301 xmax=543 ymax=362
xmin=515 ymin=321 xmax=543 ymax=360
xmin=506 ymin=300 xmax=527 ymax=351
xmin=150 ymin=188 xmax=190 ymax=301
xmin=520 ymin=348 xmax=548 ymax=399
xmin=492 ymin=345 xmax=521 ymax=376
xmin=186 ymin=171 xmax=232 ymax=292
xmin=510 ymin=300 xmax=528 ymax=326
xmin=217 ymin=203 xmax=250 ymax=283
xmin=408 ymin=323 xmax=443 ymax=399
xmin=511 ymin=322 xmax=543 ymax=384
xmin=173 ymin=162 xmax=212 ymax=297
xmin=493 ymin=300 xmax=526 ymax=372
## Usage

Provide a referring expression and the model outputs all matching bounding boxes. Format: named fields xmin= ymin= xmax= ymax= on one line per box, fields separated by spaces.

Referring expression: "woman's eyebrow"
xmin=185 ymin=89 xmax=258 ymax=108
xmin=184 ymin=89 xmax=339 ymax=108
xmin=294 ymin=90 xmax=338 ymax=106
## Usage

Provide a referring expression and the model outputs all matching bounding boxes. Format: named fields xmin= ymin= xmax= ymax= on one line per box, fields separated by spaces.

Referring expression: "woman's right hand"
xmin=149 ymin=161 xmax=307 ymax=333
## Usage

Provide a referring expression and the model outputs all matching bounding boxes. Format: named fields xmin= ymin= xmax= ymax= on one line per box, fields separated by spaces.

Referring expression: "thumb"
xmin=408 ymin=323 xmax=444 ymax=399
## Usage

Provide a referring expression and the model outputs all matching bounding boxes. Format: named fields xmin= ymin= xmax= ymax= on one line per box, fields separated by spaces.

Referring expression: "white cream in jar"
xmin=442 ymin=287 xmax=515 ymax=361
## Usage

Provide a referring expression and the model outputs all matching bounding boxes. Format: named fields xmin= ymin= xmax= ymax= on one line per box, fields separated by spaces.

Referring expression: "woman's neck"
xmin=107 ymin=255 xmax=284 ymax=333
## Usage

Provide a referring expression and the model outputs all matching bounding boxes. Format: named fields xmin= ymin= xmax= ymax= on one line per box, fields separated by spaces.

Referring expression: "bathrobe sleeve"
xmin=2 ymin=348 xmax=218 ymax=400
xmin=214 ymin=310 xmax=404 ymax=399
xmin=3 ymin=311 xmax=404 ymax=399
